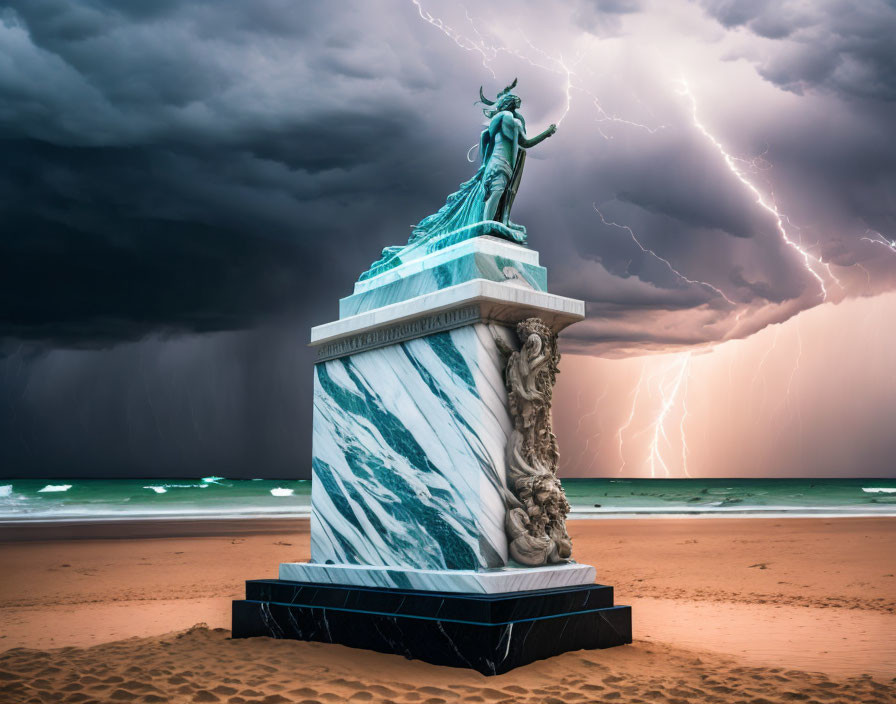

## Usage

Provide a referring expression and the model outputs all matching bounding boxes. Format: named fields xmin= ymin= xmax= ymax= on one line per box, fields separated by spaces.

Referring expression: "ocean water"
xmin=0 ymin=477 xmax=894 ymax=522
xmin=0 ymin=477 xmax=312 ymax=522
xmin=563 ymin=478 xmax=896 ymax=516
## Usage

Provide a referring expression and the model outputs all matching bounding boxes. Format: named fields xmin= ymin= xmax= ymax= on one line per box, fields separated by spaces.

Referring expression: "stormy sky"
xmin=1 ymin=0 xmax=894 ymax=478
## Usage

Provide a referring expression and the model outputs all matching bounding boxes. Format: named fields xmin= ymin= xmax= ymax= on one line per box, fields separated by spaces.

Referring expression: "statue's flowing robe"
xmin=359 ymin=112 xmax=529 ymax=281
xmin=408 ymin=112 xmax=527 ymax=246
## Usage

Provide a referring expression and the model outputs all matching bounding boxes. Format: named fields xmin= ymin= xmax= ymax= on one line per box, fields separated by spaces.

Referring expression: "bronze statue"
xmin=361 ymin=79 xmax=557 ymax=281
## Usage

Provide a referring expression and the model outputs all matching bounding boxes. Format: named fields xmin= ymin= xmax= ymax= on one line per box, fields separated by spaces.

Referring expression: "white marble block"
xmin=311 ymin=323 xmax=516 ymax=570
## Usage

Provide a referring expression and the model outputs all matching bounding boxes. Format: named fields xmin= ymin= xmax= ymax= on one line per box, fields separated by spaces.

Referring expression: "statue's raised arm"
xmin=359 ymin=79 xmax=557 ymax=281
xmin=519 ymin=122 xmax=557 ymax=149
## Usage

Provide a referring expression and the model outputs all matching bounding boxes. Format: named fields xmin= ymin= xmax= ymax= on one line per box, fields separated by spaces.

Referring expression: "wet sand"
xmin=1 ymin=517 xmax=894 ymax=702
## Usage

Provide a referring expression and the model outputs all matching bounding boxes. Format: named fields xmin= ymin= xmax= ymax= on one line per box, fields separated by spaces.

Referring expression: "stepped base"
xmin=279 ymin=561 xmax=596 ymax=593
xmin=232 ymin=580 xmax=632 ymax=675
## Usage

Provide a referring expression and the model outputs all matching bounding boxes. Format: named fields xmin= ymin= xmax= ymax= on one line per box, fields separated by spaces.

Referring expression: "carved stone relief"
xmin=498 ymin=317 xmax=572 ymax=565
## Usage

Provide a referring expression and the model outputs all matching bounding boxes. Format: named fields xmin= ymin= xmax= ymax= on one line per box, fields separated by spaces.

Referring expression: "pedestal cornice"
xmin=311 ymin=279 xmax=585 ymax=362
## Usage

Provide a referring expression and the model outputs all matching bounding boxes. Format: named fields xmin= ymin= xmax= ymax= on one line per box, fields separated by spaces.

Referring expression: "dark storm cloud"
xmin=0 ymin=0 xmax=462 ymax=477
xmin=4 ymin=0 xmax=891 ymax=349
xmin=601 ymin=126 xmax=774 ymax=240
xmin=573 ymin=0 xmax=643 ymax=36
xmin=1 ymin=0 xmax=895 ymax=477
xmin=702 ymin=0 xmax=896 ymax=101
xmin=0 ymin=0 xmax=448 ymax=345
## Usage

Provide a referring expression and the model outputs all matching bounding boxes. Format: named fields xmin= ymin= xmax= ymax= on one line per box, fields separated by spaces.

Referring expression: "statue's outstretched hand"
xmin=547 ymin=123 xmax=557 ymax=136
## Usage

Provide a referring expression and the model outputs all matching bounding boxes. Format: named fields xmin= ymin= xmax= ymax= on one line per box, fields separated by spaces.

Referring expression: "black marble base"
xmin=232 ymin=580 xmax=632 ymax=675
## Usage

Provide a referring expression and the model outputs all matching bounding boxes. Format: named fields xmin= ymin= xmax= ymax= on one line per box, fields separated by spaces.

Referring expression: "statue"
xmin=498 ymin=318 xmax=572 ymax=566
xmin=360 ymin=79 xmax=558 ymax=281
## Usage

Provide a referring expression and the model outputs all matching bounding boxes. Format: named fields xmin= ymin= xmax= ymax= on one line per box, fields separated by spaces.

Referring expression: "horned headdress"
xmin=478 ymin=78 xmax=524 ymax=129
xmin=479 ymin=78 xmax=518 ymax=107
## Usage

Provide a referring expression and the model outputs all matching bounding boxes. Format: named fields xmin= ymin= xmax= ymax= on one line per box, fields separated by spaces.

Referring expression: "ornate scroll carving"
xmin=499 ymin=318 xmax=572 ymax=566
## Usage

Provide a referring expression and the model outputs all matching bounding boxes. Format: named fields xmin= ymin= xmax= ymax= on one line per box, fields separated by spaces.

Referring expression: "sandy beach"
xmin=1 ymin=517 xmax=894 ymax=703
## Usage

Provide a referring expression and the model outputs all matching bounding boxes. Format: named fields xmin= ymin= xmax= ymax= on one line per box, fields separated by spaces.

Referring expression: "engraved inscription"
xmin=315 ymin=305 xmax=481 ymax=362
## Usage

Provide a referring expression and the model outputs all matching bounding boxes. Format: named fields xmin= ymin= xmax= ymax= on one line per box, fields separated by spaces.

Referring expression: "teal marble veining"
xmin=351 ymin=236 xmax=540 ymax=294
xmin=310 ymin=324 xmax=516 ymax=571
xmin=360 ymin=221 xmax=529 ymax=282
xmin=340 ymin=251 xmax=546 ymax=318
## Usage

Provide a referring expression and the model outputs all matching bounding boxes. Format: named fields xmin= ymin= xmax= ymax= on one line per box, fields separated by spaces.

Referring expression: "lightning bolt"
xmin=571 ymin=385 xmax=609 ymax=474
xmin=676 ymin=79 xmax=833 ymax=301
xmin=751 ymin=325 xmax=781 ymax=415
xmin=644 ymin=352 xmax=691 ymax=478
xmin=411 ymin=2 xmax=663 ymax=137
xmin=595 ymin=81 xmax=854 ymax=478
xmin=784 ymin=319 xmax=805 ymax=457
xmin=861 ymin=229 xmax=896 ymax=255
xmin=594 ymin=204 xmax=736 ymax=305
xmin=784 ymin=321 xmax=803 ymax=406
xmin=678 ymin=359 xmax=692 ymax=479
xmin=411 ymin=0 xmax=497 ymax=77
xmin=410 ymin=1 xmax=576 ymax=123
xmin=615 ymin=353 xmax=693 ymax=477
xmin=518 ymin=34 xmax=577 ymax=126
xmin=593 ymin=97 xmax=665 ymax=137
xmin=575 ymin=385 xmax=608 ymax=434
xmin=616 ymin=362 xmax=645 ymax=474
xmin=673 ymin=82 xmax=884 ymax=475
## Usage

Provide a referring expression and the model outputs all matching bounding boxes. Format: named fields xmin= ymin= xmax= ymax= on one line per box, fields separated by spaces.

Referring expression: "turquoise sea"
xmin=1 ymin=477 xmax=894 ymax=522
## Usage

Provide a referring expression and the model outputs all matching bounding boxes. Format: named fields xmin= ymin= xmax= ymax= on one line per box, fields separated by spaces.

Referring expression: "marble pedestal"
xmin=232 ymin=236 xmax=632 ymax=672
xmin=308 ymin=239 xmax=583 ymax=573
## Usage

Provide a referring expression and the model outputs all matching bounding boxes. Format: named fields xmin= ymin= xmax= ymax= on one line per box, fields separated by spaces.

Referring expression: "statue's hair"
xmin=478 ymin=78 xmax=525 ymax=131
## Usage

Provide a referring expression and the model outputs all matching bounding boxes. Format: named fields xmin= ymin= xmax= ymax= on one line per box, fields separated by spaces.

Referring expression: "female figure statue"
xmin=361 ymin=80 xmax=557 ymax=280
xmin=412 ymin=78 xmax=557 ymax=244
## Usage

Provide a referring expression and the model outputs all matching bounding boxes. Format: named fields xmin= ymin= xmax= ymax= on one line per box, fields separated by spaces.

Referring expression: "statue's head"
xmin=497 ymin=92 xmax=521 ymax=112
xmin=480 ymin=78 xmax=522 ymax=117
